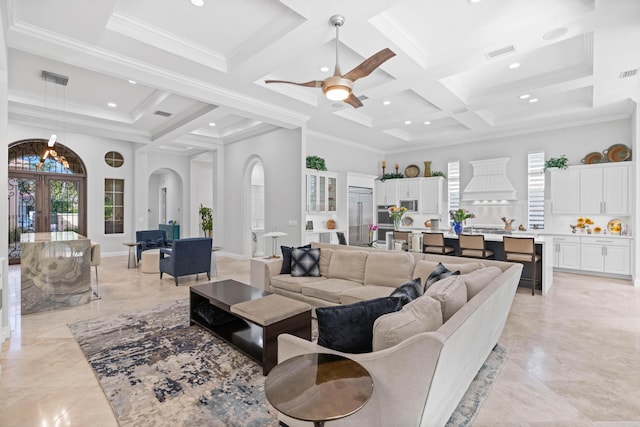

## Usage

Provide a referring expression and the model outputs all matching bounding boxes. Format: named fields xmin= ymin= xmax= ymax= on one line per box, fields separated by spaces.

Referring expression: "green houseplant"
xmin=430 ymin=170 xmax=447 ymax=178
xmin=306 ymin=155 xmax=327 ymax=171
xmin=199 ymin=204 xmax=213 ymax=237
xmin=544 ymin=155 xmax=569 ymax=171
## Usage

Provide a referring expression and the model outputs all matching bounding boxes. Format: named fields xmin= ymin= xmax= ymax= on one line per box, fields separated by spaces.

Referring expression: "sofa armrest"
xmin=160 ymin=247 xmax=172 ymax=258
xmin=250 ymin=258 xmax=283 ymax=291
xmin=277 ymin=332 xmax=445 ymax=427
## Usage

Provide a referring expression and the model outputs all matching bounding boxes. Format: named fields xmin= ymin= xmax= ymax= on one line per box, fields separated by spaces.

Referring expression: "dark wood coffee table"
xmin=189 ymin=280 xmax=311 ymax=375
xmin=265 ymin=353 xmax=374 ymax=427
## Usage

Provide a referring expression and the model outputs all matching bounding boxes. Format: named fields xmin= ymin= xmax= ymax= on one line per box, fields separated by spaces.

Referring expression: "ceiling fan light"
xmin=325 ymin=86 xmax=350 ymax=101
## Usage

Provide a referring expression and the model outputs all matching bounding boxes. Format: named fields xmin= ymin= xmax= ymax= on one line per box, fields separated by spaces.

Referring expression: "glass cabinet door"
xmin=307 ymin=174 xmax=317 ymax=212
xmin=319 ymin=176 xmax=326 ymax=211
xmin=328 ymin=177 xmax=337 ymax=211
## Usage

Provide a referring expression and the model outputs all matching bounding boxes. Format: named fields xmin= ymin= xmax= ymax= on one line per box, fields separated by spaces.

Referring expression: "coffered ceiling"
xmin=4 ymin=0 xmax=639 ymax=155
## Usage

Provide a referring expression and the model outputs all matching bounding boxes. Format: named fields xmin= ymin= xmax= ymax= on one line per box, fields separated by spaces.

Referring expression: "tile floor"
xmin=1 ymin=256 xmax=639 ymax=426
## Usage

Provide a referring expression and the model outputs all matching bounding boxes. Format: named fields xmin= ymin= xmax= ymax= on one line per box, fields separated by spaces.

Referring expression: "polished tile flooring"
xmin=1 ymin=256 xmax=639 ymax=426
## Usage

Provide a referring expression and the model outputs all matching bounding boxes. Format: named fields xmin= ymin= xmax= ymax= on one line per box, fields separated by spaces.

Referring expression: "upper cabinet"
xmin=306 ymin=169 xmax=337 ymax=213
xmin=375 ymin=180 xmax=397 ymax=206
xmin=420 ymin=177 xmax=445 ymax=215
xmin=549 ymin=163 xmax=631 ymax=215
xmin=397 ymin=178 xmax=421 ymax=199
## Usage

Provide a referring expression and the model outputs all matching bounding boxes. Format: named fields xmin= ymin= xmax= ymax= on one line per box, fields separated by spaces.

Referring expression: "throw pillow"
xmin=316 ymin=297 xmax=402 ymax=353
xmin=424 ymin=262 xmax=460 ymax=292
xmin=425 ymin=275 xmax=467 ymax=322
xmin=372 ymin=295 xmax=443 ymax=351
xmin=291 ymin=247 xmax=321 ymax=277
xmin=461 ymin=266 xmax=502 ymax=300
xmin=280 ymin=244 xmax=311 ymax=274
xmin=389 ymin=278 xmax=423 ymax=306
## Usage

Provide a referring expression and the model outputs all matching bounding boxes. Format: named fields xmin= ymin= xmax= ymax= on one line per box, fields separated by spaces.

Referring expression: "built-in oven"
xmin=377 ymin=205 xmax=394 ymax=231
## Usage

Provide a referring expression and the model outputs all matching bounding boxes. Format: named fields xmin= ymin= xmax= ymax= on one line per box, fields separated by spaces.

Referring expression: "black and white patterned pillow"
xmin=291 ymin=247 xmax=321 ymax=277
xmin=425 ymin=262 xmax=460 ymax=292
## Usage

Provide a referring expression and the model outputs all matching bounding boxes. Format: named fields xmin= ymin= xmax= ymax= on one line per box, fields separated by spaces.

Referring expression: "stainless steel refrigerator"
xmin=348 ymin=186 xmax=374 ymax=246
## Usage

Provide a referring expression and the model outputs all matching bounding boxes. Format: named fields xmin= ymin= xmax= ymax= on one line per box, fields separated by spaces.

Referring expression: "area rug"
xmin=69 ymin=299 xmax=507 ymax=427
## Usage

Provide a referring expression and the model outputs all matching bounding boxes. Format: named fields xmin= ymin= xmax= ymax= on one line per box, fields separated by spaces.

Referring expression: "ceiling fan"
xmin=265 ymin=15 xmax=395 ymax=108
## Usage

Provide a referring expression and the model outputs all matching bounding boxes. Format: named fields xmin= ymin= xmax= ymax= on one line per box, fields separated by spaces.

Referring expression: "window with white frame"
xmin=528 ymin=151 xmax=545 ymax=229
xmin=447 ymin=161 xmax=460 ymax=213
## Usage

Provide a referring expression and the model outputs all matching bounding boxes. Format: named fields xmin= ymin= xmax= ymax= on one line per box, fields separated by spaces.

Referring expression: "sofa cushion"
xmin=316 ymin=297 xmax=402 ymax=353
xmin=372 ymin=295 xmax=443 ymax=351
xmin=389 ymin=278 xmax=423 ymax=306
xmin=280 ymin=244 xmax=311 ymax=274
xmin=291 ymin=247 xmax=321 ymax=277
xmin=339 ymin=285 xmax=397 ymax=305
xmin=461 ymin=266 xmax=503 ymax=300
xmin=319 ymin=248 xmax=334 ymax=277
xmin=425 ymin=275 xmax=468 ymax=322
xmin=413 ymin=260 xmax=485 ymax=285
xmin=270 ymin=275 xmax=327 ymax=293
xmin=424 ymin=263 xmax=460 ymax=291
xmin=301 ymin=279 xmax=362 ymax=303
xmin=327 ymin=250 xmax=368 ymax=283
xmin=363 ymin=252 xmax=414 ymax=287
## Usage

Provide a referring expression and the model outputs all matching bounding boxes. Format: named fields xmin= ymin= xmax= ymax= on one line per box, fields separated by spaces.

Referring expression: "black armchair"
xmin=159 ymin=237 xmax=213 ymax=286
xmin=136 ymin=229 xmax=168 ymax=262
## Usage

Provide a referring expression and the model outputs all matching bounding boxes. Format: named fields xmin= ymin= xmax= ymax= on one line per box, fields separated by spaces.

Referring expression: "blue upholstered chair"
xmin=135 ymin=229 xmax=168 ymax=262
xmin=159 ymin=237 xmax=213 ymax=286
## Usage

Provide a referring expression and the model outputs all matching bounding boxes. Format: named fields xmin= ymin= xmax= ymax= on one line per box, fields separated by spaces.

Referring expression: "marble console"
xmin=20 ymin=232 xmax=91 ymax=315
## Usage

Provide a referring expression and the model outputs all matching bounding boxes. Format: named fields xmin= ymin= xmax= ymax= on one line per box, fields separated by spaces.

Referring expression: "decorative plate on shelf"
xmin=607 ymin=219 xmax=622 ymax=235
xmin=604 ymin=144 xmax=631 ymax=162
xmin=581 ymin=152 xmax=604 ymax=164
xmin=402 ymin=216 xmax=414 ymax=226
xmin=404 ymin=164 xmax=420 ymax=178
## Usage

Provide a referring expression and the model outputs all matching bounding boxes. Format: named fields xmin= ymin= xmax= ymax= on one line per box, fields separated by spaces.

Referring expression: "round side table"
xmin=265 ymin=353 xmax=373 ymax=427
xmin=123 ymin=242 xmax=138 ymax=268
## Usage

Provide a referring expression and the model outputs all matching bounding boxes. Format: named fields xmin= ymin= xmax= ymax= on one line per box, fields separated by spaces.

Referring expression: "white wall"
xmin=307 ymin=131 xmax=383 ymax=176
xmin=190 ymin=153 xmax=215 ymax=238
xmin=224 ymin=127 xmax=303 ymax=257
xmin=0 ymin=15 xmax=8 ymax=343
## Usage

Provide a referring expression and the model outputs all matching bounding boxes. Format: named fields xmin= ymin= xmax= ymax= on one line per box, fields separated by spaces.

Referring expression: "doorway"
xmin=8 ymin=139 xmax=87 ymax=263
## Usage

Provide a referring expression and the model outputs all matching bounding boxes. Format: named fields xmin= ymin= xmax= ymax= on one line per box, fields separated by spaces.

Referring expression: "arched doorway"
xmin=8 ymin=139 xmax=87 ymax=263
xmin=245 ymin=158 xmax=265 ymax=257
xmin=148 ymin=168 xmax=183 ymax=231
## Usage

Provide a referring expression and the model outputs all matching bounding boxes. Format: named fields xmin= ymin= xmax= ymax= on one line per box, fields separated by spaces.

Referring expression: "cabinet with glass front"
xmin=306 ymin=170 xmax=337 ymax=213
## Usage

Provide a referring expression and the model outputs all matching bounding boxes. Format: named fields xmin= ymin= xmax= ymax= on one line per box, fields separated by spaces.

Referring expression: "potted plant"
xmin=544 ymin=155 xmax=569 ymax=171
xmin=306 ymin=155 xmax=327 ymax=171
xmin=199 ymin=204 xmax=213 ymax=237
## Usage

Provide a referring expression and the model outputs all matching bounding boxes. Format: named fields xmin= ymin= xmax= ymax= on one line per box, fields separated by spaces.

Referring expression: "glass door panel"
xmin=49 ymin=179 xmax=80 ymax=232
xmin=319 ymin=176 xmax=326 ymax=211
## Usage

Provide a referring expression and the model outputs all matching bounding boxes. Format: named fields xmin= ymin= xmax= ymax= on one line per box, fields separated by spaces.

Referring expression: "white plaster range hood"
xmin=461 ymin=157 xmax=517 ymax=202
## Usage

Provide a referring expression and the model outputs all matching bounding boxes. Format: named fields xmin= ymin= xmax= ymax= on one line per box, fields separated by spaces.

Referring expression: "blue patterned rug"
xmin=68 ymin=299 xmax=507 ymax=427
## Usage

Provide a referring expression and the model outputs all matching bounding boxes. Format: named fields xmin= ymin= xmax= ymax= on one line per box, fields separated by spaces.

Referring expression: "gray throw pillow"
xmin=291 ymin=247 xmax=321 ymax=277
xmin=425 ymin=262 xmax=460 ymax=292
xmin=280 ymin=244 xmax=311 ymax=274
xmin=389 ymin=278 xmax=423 ymax=306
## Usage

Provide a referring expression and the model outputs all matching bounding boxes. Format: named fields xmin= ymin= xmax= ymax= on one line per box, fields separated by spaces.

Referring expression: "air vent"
xmin=619 ymin=69 xmax=638 ymax=79
xmin=153 ymin=110 xmax=172 ymax=117
xmin=451 ymin=107 xmax=468 ymax=114
xmin=484 ymin=45 xmax=516 ymax=60
xmin=357 ymin=95 xmax=369 ymax=101
xmin=41 ymin=70 xmax=69 ymax=86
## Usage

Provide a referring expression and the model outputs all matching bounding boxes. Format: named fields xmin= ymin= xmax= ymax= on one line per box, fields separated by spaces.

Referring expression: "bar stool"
xmin=422 ymin=232 xmax=455 ymax=255
xmin=458 ymin=234 xmax=494 ymax=259
xmin=393 ymin=231 xmax=410 ymax=251
xmin=503 ymin=236 xmax=541 ymax=295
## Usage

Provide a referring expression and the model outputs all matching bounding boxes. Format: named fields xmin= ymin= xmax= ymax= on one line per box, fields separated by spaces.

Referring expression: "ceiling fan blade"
xmin=264 ymin=79 xmax=323 ymax=88
xmin=344 ymin=93 xmax=363 ymax=108
xmin=342 ymin=48 xmax=396 ymax=82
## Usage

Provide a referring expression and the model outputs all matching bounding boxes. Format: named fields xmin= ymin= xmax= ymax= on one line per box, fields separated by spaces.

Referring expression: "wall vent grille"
xmin=619 ymin=69 xmax=638 ymax=79
xmin=153 ymin=110 xmax=172 ymax=117
xmin=484 ymin=45 xmax=516 ymax=60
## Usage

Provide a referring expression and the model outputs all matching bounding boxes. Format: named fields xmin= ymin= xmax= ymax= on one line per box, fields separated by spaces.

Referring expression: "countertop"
xmin=20 ymin=231 xmax=88 ymax=243
xmin=396 ymin=226 xmax=633 ymax=240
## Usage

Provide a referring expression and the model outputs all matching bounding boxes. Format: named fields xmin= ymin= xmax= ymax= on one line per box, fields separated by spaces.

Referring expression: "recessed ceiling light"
xmin=383 ymin=100 xmax=391 ymax=105
xmin=320 ymin=66 xmax=330 ymax=73
xmin=529 ymin=98 xmax=539 ymax=103
xmin=543 ymin=27 xmax=568 ymax=41
xmin=190 ymin=0 xmax=204 ymax=6
xmin=404 ymin=120 xmax=412 ymax=125
xmin=468 ymin=0 xmax=482 ymax=3
xmin=107 ymin=102 xmax=117 ymax=108
xmin=128 ymin=79 xmax=137 ymax=85
xmin=208 ymin=122 xmax=216 ymax=127
xmin=520 ymin=94 xmax=531 ymax=99
xmin=424 ymin=121 xmax=431 ymax=125
xmin=508 ymin=62 xmax=521 ymax=69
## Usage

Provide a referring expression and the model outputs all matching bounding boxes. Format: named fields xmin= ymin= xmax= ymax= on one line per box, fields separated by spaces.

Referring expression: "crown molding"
xmin=306 ymin=129 xmax=385 ymax=155
xmin=369 ymin=12 xmax=428 ymax=69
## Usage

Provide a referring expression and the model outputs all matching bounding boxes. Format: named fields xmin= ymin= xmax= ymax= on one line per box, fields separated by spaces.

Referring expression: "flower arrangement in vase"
xmin=368 ymin=224 xmax=379 ymax=246
xmin=388 ymin=206 xmax=408 ymax=230
xmin=449 ymin=208 xmax=475 ymax=235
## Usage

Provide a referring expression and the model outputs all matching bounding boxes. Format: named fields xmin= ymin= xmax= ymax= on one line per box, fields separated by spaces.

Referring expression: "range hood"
xmin=461 ymin=157 xmax=517 ymax=202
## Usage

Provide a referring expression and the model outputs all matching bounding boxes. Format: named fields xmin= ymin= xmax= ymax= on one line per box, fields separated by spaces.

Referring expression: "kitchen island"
xmin=20 ymin=232 xmax=92 ymax=314
xmin=398 ymin=228 xmax=554 ymax=295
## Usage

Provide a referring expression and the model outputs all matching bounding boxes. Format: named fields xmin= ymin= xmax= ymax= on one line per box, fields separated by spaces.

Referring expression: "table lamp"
xmin=263 ymin=231 xmax=287 ymax=258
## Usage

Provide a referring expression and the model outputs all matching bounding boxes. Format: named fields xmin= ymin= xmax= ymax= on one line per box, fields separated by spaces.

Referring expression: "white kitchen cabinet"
xmin=306 ymin=170 xmax=337 ymax=213
xmin=579 ymin=163 xmax=629 ymax=215
xmin=580 ymin=237 xmax=630 ymax=275
xmin=397 ymin=178 xmax=421 ymax=199
xmin=420 ymin=177 xmax=445 ymax=215
xmin=552 ymin=235 xmax=581 ymax=269
xmin=375 ymin=180 xmax=397 ymax=206
xmin=549 ymin=168 xmax=580 ymax=214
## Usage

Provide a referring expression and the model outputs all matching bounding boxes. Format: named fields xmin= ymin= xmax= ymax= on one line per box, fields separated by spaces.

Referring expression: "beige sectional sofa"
xmin=258 ymin=242 xmax=523 ymax=427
